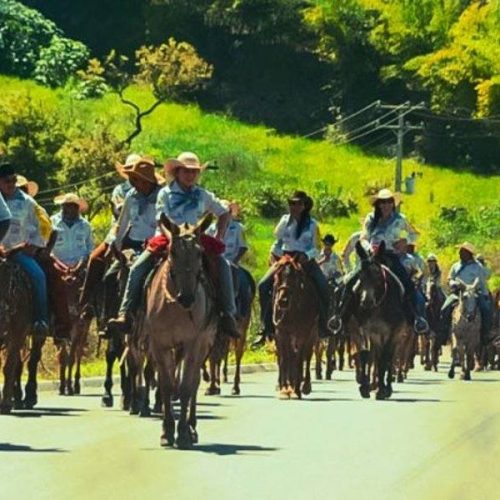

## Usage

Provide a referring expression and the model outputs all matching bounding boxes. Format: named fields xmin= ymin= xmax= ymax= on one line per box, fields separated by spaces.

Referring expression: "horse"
xmin=273 ymin=255 xmax=318 ymax=399
xmin=0 ymin=256 xmax=33 ymax=413
xmin=205 ymin=266 xmax=255 ymax=396
xmin=142 ymin=214 xmax=218 ymax=448
xmin=56 ymin=262 xmax=91 ymax=396
xmin=420 ymin=277 xmax=445 ymax=371
xmin=448 ymin=278 xmax=481 ymax=381
xmin=350 ymin=241 xmax=408 ymax=400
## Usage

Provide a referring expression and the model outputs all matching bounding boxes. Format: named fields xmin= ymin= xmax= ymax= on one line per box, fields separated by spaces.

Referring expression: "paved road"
xmin=1 ymin=361 xmax=499 ymax=500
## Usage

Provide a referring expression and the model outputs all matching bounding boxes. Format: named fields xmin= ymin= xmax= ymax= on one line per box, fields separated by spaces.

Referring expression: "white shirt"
xmin=113 ymin=185 xmax=161 ymax=249
xmin=207 ymin=220 xmax=247 ymax=262
xmin=318 ymin=250 xmax=342 ymax=280
xmin=274 ymin=214 xmax=319 ymax=260
xmin=362 ymin=212 xmax=417 ymax=251
xmin=111 ymin=181 xmax=132 ymax=210
xmin=2 ymin=188 xmax=45 ymax=250
xmin=51 ymin=212 xmax=94 ymax=266
xmin=156 ymin=181 xmax=228 ymax=228
xmin=342 ymin=231 xmax=361 ymax=271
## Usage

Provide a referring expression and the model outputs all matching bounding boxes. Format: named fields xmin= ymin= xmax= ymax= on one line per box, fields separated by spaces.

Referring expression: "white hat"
xmin=54 ymin=193 xmax=88 ymax=213
xmin=164 ymin=152 xmax=207 ymax=176
xmin=370 ymin=188 xmax=402 ymax=206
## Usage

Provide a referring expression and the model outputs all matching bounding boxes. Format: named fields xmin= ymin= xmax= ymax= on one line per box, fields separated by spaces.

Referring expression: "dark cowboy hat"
xmin=288 ymin=190 xmax=313 ymax=211
xmin=0 ymin=162 xmax=15 ymax=178
xmin=322 ymin=234 xmax=337 ymax=245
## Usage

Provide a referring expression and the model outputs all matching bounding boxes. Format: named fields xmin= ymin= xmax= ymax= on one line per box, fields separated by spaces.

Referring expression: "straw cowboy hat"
xmin=457 ymin=241 xmax=476 ymax=255
xmin=16 ymin=175 xmax=39 ymax=198
xmin=54 ymin=193 xmax=89 ymax=213
xmin=426 ymin=253 xmax=438 ymax=261
xmin=164 ymin=152 xmax=207 ymax=176
xmin=370 ymin=188 xmax=401 ymax=206
xmin=119 ymin=156 xmax=165 ymax=185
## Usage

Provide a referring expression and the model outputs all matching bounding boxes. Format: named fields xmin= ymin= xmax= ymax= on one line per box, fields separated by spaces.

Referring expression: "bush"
xmin=252 ymin=183 xmax=289 ymax=218
xmin=313 ymin=181 xmax=358 ymax=219
xmin=34 ymin=35 xmax=90 ymax=87
xmin=73 ymin=58 xmax=109 ymax=99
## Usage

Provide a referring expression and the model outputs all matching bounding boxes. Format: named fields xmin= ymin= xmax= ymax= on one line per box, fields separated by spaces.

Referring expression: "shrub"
xmin=313 ymin=181 xmax=358 ymax=219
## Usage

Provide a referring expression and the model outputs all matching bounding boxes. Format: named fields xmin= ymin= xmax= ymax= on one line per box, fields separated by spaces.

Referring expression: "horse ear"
xmin=193 ymin=212 xmax=214 ymax=236
xmin=355 ymin=240 xmax=368 ymax=261
xmin=160 ymin=213 xmax=179 ymax=237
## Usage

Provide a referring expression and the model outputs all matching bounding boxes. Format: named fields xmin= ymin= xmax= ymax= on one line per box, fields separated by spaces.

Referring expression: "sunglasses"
xmin=379 ymin=199 xmax=394 ymax=205
xmin=288 ymin=200 xmax=304 ymax=206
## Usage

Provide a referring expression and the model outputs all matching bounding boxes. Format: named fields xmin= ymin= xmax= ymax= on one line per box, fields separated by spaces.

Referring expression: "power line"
xmin=330 ymin=100 xmax=381 ymax=127
xmin=414 ymin=110 xmax=500 ymax=124
xmin=37 ymin=171 xmax=118 ymax=196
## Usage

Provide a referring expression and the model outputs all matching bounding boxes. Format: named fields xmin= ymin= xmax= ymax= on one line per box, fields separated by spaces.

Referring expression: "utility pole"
xmin=379 ymin=102 xmax=426 ymax=192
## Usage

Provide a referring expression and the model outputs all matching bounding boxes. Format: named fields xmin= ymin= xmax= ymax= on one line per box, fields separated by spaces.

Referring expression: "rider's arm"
xmin=304 ymin=221 xmax=320 ymax=260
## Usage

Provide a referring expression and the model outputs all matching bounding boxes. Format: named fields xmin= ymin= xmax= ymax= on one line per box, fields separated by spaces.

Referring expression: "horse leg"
xmin=358 ymin=350 xmax=370 ymax=399
xmin=74 ymin=340 xmax=83 ymax=395
xmin=24 ymin=338 xmax=44 ymax=409
xmin=157 ymin=350 xmax=175 ymax=447
xmin=290 ymin=344 xmax=302 ymax=400
xmin=101 ymin=341 xmax=116 ymax=407
xmin=223 ymin=350 xmax=229 ymax=384
xmin=314 ymin=341 xmax=323 ymax=380
xmin=232 ymin=338 xmax=244 ymax=396
xmin=13 ymin=352 xmax=24 ymax=409
xmin=448 ymin=346 xmax=456 ymax=379
xmin=205 ymin=355 xmax=220 ymax=396
xmin=67 ymin=339 xmax=77 ymax=396
xmin=302 ymin=344 xmax=313 ymax=396
xmin=325 ymin=337 xmax=334 ymax=380
xmin=338 ymin=338 xmax=345 ymax=371
xmin=1 ymin=340 xmax=23 ymax=414
xmin=276 ymin=335 xmax=289 ymax=399
xmin=57 ymin=342 xmax=68 ymax=395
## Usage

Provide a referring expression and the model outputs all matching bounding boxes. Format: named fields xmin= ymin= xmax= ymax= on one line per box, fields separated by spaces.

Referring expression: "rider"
xmin=207 ymin=200 xmax=251 ymax=317
xmin=51 ymin=193 xmax=93 ymax=267
xmin=318 ymin=233 xmax=344 ymax=282
xmin=341 ymin=230 xmax=361 ymax=273
xmin=330 ymin=188 xmax=428 ymax=335
xmin=406 ymin=237 xmax=425 ymax=274
xmin=440 ymin=242 xmax=493 ymax=345
xmin=253 ymin=190 xmax=330 ymax=348
xmin=0 ymin=162 xmax=49 ymax=336
xmin=79 ymin=153 xmax=141 ymax=316
xmin=425 ymin=254 xmax=442 ymax=286
xmin=102 ymin=157 xmax=164 ymax=334
xmin=108 ymin=151 xmax=240 ymax=339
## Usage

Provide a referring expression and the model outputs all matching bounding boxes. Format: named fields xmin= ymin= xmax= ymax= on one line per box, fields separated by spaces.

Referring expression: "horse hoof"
xmin=448 ymin=370 xmax=455 ymax=379
xmin=375 ymin=391 xmax=387 ymax=400
xmin=190 ymin=427 xmax=199 ymax=444
xmin=74 ymin=384 xmax=81 ymax=395
xmin=139 ymin=406 xmax=151 ymax=418
xmin=279 ymin=389 xmax=290 ymax=400
xmin=0 ymin=404 xmax=12 ymax=415
xmin=120 ymin=396 xmax=130 ymax=411
xmin=397 ymin=374 xmax=404 ymax=383
xmin=301 ymin=382 xmax=311 ymax=396
xmin=463 ymin=372 xmax=471 ymax=381
xmin=59 ymin=387 xmax=65 ymax=396
xmin=205 ymin=386 xmax=221 ymax=396
xmin=160 ymin=433 xmax=175 ymax=447
xmin=176 ymin=433 xmax=193 ymax=450
xmin=359 ymin=386 xmax=370 ymax=399
xmin=315 ymin=372 xmax=323 ymax=381
xmin=23 ymin=397 xmax=37 ymax=410
xmin=326 ymin=373 xmax=332 ymax=381
xmin=13 ymin=400 xmax=24 ymax=410
xmin=67 ymin=387 xmax=74 ymax=396
xmin=101 ymin=395 xmax=114 ymax=408
xmin=231 ymin=387 xmax=240 ymax=396
xmin=424 ymin=365 xmax=432 ymax=371
xmin=290 ymin=391 xmax=301 ymax=400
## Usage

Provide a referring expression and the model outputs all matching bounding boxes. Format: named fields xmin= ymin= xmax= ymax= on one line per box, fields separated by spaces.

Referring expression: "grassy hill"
xmin=1 ymin=75 xmax=499 ymax=285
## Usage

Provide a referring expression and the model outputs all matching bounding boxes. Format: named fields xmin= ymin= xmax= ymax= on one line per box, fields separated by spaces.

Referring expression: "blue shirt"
xmin=449 ymin=259 xmax=489 ymax=295
xmin=51 ymin=212 xmax=94 ymax=266
xmin=156 ymin=181 xmax=228 ymax=229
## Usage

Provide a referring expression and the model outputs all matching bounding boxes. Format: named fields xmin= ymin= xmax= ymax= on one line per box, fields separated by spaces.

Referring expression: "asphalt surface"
xmin=1 ymin=360 xmax=499 ymax=500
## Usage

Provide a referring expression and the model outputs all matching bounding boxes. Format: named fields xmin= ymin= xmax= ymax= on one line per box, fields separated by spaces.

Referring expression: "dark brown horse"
xmin=0 ymin=257 xmax=33 ymax=413
xmin=142 ymin=214 xmax=218 ymax=448
xmin=273 ymin=255 xmax=318 ymax=399
xmin=351 ymin=241 xmax=408 ymax=400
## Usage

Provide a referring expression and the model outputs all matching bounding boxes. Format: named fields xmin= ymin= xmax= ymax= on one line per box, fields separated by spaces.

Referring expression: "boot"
xmin=220 ymin=313 xmax=240 ymax=339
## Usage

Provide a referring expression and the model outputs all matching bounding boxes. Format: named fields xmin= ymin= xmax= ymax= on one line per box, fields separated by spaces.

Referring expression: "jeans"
xmin=12 ymin=252 xmax=48 ymax=323
xmin=118 ymin=250 xmax=155 ymax=316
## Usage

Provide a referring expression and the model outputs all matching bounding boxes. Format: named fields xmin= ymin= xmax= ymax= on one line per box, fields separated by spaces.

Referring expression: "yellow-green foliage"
xmin=0 ymin=75 xmax=498 ymax=283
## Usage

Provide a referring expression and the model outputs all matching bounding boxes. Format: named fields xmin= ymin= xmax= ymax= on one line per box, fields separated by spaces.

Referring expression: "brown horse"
xmin=0 ymin=257 xmax=33 ymax=413
xmin=205 ymin=266 xmax=255 ymax=396
xmin=273 ymin=255 xmax=318 ymax=399
xmin=56 ymin=263 xmax=91 ymax=396
xmin=142 ymin=214 xmax=218 ymax=448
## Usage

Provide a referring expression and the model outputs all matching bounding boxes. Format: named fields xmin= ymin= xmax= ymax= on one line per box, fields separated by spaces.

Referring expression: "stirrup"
xmin=328 ymin=316 xmax=343 ymax=336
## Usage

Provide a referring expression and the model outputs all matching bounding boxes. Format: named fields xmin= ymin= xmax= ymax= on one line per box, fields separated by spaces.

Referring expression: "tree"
xmin=78 ymin=38 xmax=213 ymax=146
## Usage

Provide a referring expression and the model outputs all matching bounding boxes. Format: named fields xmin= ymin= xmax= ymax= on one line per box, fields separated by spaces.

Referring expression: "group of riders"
xmin=0 ymin=153 xmax=496 ymax=353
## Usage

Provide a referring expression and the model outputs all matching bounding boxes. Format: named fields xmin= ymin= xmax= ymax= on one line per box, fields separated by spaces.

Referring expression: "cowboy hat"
xmin=426 ymin=253 xmax=438 ymax=261
xmin=164 ymin=152 xmax=207 ymax=176
xmin=322 ymin=234 xmax=337 ymax=245
xmin=16 ymin=175 xmax=39 ymax=198
xmin=115 ymin=153 xmax=142 ymax=180
xmin=457 ymin=241 xmax=476 ymax=255
xmin=54 ymin=193 xmax=89 ymax=213
xmin=120 ymin=156 xmax=165 ymax=185
xmin=288 ymin=190 xmax=313 ymax=211
xmin=370 ymin=188 xmax=401 ymax=206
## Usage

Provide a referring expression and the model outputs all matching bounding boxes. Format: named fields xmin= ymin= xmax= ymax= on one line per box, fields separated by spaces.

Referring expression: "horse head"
xmin=459 ymin=278 xmax=480 ymax=322
xmin=160 ymin=212 xmax=213 ymax=310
